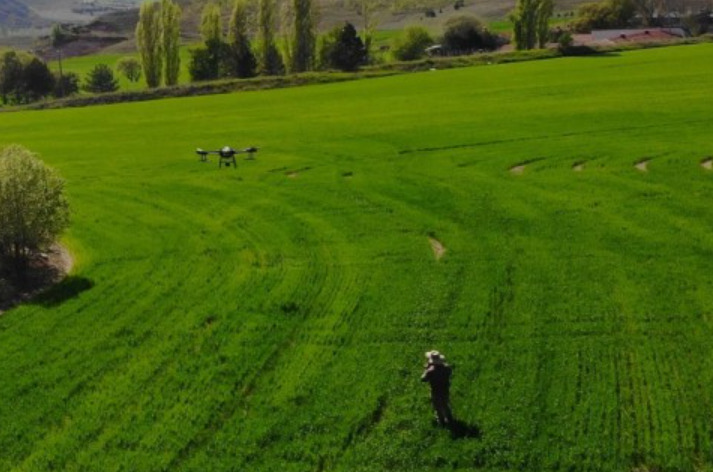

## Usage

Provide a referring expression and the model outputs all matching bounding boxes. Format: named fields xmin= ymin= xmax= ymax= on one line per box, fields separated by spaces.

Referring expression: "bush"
xmin=116 ymin=57 xmax=142 ymax=83
xmin=83 ymin=64 xmax=119 ymax=93
xmin=442 ymin=15 xmax=501 ymax=54
xmin=0 ymin=145 xmax=69 ymax=272
xmin=571 ymin=0 xmax=635 ymax=33
xmin=189 ymin=39 xmax=230 ymax=82
xmin=53 ymin=72 xmax=79 ymax=98
xmin=391 ymin=26 xmax=434 ymax=61
xmin=321 ymin=22 xmax=366 ymax=72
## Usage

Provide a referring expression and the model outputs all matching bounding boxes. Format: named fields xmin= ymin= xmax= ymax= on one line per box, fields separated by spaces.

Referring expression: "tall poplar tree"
xmin=136 ymin=1 xmax=163 ymax=88
xmin=291 ymin=0 xmax=316 ymax=72
xmin=162 ymin=0 xmax=181 ymax=86
xmin=257 ymin=0 xmax=284 ymax=75
xmin=228 ymin=0 xmax=257 ymax=77
xmin=201 ymin=3 xmax=223 ymax=44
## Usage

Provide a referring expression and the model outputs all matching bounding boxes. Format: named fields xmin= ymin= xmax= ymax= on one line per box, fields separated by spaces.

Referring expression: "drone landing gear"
xmin=220 ymin=155 xmax=237 ymax=168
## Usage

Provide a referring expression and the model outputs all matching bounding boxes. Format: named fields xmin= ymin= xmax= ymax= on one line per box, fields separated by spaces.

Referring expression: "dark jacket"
xmin=421 ymin=363 xmax=452 ymax=398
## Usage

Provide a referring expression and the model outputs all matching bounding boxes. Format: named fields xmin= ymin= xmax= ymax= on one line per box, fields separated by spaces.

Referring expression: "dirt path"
xmin=0 ymin=244 xmax=73 ymax=315
xmin=429 ymin=237 xmax=446 ymax=261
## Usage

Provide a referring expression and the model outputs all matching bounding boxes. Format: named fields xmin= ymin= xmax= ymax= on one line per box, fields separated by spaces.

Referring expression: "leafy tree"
xmin=116 ymin=57 xmax=142 ymax=83
xmin=189 ymin=39 xmax=229 ymax=81
xmin=136 ymin=1 xmax=163 ymax=88
xmin=510 ymin=0 xmax=552 ymax=50
xmin=257 ymin=0 xmax=285 ymax=75
xmin=83 ymin=64 xmax=119 ymax=93
xmin=291 ymin=0 xmax=317 ymax=72
xmin=53 ymin=72 xmax=79 ymax=98
xmin=391 ymin=25 xmax=433 ymax=61
xmin=442 ymin=15 xmax=499 ymax=53
xmin=0 ymin=50 xmax=24 ymax=105
xmin=328 ymin=22 xmax=366 ymax=72
xmin=22 ymin=57 xmax=55 ymax=102
xmin=346 ymin=0 xmax=388 ymax=59
xmin=228 ymin=0 xmax=257 ymax=78
xmin=201 ymin=2 xmax=223 ymax=44
xmin=162 ymin=0 xmax=182 ymax=86
xmin=571 ymin=0 xmax=635 ymax=32
xmin=0 ymin=145 xmax=69 ymax=273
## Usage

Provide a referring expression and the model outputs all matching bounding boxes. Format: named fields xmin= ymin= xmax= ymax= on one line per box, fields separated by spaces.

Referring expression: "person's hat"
xmin=425 ymin=350 xmax=445 ymax=364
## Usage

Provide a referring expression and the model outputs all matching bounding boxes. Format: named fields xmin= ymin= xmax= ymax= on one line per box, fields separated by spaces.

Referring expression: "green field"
xmin=1 ymin=43 xmax=713 ymax=471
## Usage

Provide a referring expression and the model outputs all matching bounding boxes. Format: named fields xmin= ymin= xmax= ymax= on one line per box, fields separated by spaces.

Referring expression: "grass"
xmin=1 ymin=43 xmax=713 ymax=471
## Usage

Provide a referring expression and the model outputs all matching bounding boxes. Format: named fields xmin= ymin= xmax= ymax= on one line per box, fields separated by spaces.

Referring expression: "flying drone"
xmin=196 ymin=146 xmax=259 ymax=168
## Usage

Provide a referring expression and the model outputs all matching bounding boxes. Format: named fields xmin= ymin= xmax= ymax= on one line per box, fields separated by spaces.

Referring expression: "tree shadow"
xmin=31 ymin=275 xmax=94 ymax=307
xmin=448 ymin=418 xmax=482 ymax=440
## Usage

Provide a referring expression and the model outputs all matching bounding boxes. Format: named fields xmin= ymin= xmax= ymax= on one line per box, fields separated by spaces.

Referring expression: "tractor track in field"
xmin=397 ymin=119 xmax=711 ymax=155
xmin=701 ymin=158 xmax=712 ymax=170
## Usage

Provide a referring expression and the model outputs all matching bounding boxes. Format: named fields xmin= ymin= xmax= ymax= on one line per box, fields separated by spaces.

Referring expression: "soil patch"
xmin=429 ymin=237 xmax=446 ymax=261
xmin=573 ymin=163 xmax=584 ymax=172
xmin=701 ymin=158 xmax=712 ymax=170
xmin=0 ymin=244 xmax=73 ymax=314
xmin=635 ymin=159 xmax=650 ymax=172
xmin=510 ymin=164 xmax=526 ymax=174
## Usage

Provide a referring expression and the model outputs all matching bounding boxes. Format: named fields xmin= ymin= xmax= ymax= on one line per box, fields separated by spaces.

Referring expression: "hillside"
xmin=1 ymin=43 xmax=713 ymax=471
xmin=0 ymin=0 xmax=40 ymax=28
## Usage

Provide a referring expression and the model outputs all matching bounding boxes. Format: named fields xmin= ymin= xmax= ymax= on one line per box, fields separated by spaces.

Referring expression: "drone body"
xmin=196 ymin=146 xmax=259 ymax=168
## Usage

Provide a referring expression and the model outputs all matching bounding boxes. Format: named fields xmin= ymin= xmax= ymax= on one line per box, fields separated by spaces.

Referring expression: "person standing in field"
xmin=421 ymin=350 xmax=454 ymax=427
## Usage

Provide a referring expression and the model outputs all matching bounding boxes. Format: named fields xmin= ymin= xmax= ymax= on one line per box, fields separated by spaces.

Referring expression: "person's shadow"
xmin=447 ymin=418 xmax=481 ymax=439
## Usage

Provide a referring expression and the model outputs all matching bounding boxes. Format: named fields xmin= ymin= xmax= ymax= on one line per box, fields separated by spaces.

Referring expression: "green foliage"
xmin=0 ymin=51 xmax=54 ymax=105
xmin=201 ymin=2 xmax=223 ymax=44
xmin=188 ymin=39 xmax=230 ymax=81
xmin=391 ymin=25 xmax=433 ymax=61
xmin=53 ymin=72 xmax=79 ymax=98
xmin=162 ymin=0 xmax=182 ymax=86
xmin=510 ymin=0 xmax=552 ymax=50
xmin=258 ymin=0 xmax=285 ymax=75
xmin=228 ymin=0 xmax=257 ymax=78
xmin=136 ymin=1 xmax=163 ymax=88
xmin=291 ymin=0 xmax=317 ymax=73
xmin=571 ymin=0 xmax=636 ymax=33
xmin=442 ymin=15 xmax=500 ymax=53
xmin=116 ymin=57 xmax=142 ymax=83
xmin=326 ymin=22 xmax=366 ymax=71
xmin=82 ymin=64 xmax=119 ymax=93
xmin=1 ymin=43 xmax=713 ymax=472
xmin=0 ymin=145 xmax=69 ymax=270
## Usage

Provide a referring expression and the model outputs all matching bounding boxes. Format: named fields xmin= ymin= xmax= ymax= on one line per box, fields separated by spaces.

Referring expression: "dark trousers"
xmin=431 ymin=394 xmax=453 ymax=426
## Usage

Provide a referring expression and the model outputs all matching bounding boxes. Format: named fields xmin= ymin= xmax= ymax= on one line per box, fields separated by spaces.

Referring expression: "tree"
xmin=228 ymin=0 xmax=257 ymax=78
xmin=53 ymin=72 xmax=79 ymax=98
xmin=188 ymin=39 xmax=229 ymax=81
xmin=536 ymin=0 xmax=554 ymax=48
xmin=0 ymin=50 xmax=24 ymax=105
xmin=510 ymin=0 xmax=552 ymax=50
xmin=0 ymin=145 xmax=69 ymax=273
xmin=136 ymin=1 xmax=163 ymax=88
xmin=22 ymin=57 xmax=55 ymax=102
xmin=116 ymin=57 xmax=142 ymax=84
xmin=572 ymin=0 xmax=636 ymax=32
xmin=291 ymin=0 xmax=317 ymax=72
xmin=201 ymin=2 xmax=223 ymax=43
xmin=442 ymin=15 xmax=500 ymax=53
xmin=162 ymin=0 xmax=182 ymax=86
xmin=346 ymin=0 xmax=388 ymax=60
xmin=391 ymin=25 xmax=433 ymax=61
xmin=83 ymin=64 xmax=119 ymax=93
xmin=257 ymin=0 xmax=285 ymax=75
xmin=327 ymin=22 xmax=366 ymax=72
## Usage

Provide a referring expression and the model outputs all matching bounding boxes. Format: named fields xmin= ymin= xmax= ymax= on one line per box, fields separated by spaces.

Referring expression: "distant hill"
xmin=0 ymin=0 xmax=39 ymax=28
